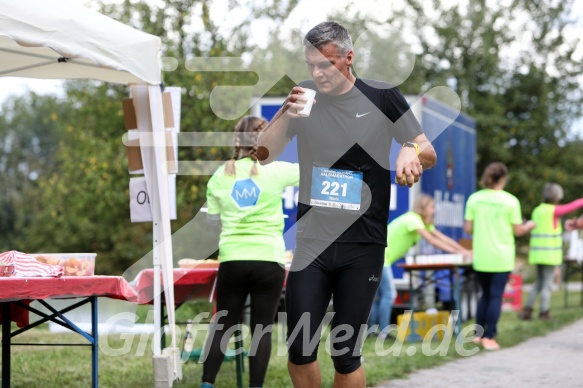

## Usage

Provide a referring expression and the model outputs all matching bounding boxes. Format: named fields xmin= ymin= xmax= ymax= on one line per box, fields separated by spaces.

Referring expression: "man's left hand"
xmin=395 ymin=147 xmax=423 ymax=187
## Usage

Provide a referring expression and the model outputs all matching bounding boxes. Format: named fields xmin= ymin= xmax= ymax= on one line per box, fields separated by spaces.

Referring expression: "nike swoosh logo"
xmin=356 ymin=112 xmax=371 ymax=118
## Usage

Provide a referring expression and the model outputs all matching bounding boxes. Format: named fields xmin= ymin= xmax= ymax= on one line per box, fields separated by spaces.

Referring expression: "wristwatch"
xmin=403 ymin=142 xmax=420 ymax=155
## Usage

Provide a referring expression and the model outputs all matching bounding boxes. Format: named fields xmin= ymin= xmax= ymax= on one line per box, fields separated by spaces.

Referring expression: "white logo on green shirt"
xmin=231 ymin=179 xmax=261 ymax=208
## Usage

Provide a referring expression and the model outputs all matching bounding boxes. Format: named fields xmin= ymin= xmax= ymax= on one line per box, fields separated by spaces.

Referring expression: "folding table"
xmin=0 ymin=276 xmax=138 ymax=388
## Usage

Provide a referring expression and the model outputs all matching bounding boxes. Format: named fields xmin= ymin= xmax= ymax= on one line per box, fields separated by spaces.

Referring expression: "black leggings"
xmin=202 ymin=261 xmax=285 ymax=386
xmin=285 ymin=241 xmax=384 ymax=374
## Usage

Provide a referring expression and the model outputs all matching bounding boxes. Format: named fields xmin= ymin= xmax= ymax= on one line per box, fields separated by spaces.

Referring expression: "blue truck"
xmin=252 ymin=94 xmax=478 ymax=321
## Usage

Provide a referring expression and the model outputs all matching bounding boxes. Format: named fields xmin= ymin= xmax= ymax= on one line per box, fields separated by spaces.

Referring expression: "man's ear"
xmin=346 ymin=50 xmax=354 ymax=68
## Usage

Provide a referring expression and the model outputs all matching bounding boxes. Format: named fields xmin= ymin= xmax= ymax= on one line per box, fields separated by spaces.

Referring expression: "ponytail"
xmin=225 ymin=116 xmax=267 ymax=176
xmin=224 ymin=134 xmax=241 ymax=176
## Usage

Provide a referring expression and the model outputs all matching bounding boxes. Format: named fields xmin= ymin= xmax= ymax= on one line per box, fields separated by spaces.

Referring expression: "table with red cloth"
xmin=0 ymin=276 xmax=138 ymax=388
xmin=133 ymin=267 xmax=219 ymax=306
xmin=133 ymin=267 xmax=220 ymax=354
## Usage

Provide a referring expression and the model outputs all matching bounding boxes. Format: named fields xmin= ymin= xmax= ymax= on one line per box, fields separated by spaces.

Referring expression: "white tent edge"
xmin=0 ymin=0 xmax=161 ymax=84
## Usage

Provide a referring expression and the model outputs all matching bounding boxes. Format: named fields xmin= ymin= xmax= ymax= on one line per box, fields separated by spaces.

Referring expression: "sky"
xmin=1 ymin=0 xmax=582 ymax=132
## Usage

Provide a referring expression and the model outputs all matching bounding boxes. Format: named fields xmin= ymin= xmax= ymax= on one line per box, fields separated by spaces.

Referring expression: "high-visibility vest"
xmin=528 ymin=203 xmax=563 ymax=265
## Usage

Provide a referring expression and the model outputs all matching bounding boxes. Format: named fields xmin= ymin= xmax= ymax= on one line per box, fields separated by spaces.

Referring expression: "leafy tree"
xmin=389 ymin=0 xmax=583 ymax=215
xmin=19 ymin=82 xmax=144 ymax=274
xmin=0 ymin=94 xmax=72 ymax=250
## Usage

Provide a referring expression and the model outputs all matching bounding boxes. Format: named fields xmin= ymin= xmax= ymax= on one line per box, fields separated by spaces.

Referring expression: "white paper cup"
xmin=297 ymin=88 xmax=316 ymax=117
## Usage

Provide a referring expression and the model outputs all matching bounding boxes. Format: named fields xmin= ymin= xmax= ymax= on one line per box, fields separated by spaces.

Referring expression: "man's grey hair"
xmin=304 ymin=21 xmax=353 ymax=55
xmin=543 ymin=182 xmax=564 ymax=203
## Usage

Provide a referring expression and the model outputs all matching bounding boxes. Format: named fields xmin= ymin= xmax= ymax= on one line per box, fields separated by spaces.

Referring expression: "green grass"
xmin=2 ymin=290 xmax=583 ymax=388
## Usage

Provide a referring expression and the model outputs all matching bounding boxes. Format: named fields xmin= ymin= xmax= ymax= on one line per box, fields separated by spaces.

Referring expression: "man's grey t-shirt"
xmin=287 ymin=78 xmax=423 ymax=245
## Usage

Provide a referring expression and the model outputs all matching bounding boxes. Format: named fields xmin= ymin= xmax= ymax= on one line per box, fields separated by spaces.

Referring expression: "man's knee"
xmin=287 ymin=339 xmax=319 ymax=365
xmin=331 ymin=354 xmax=361 ymax=374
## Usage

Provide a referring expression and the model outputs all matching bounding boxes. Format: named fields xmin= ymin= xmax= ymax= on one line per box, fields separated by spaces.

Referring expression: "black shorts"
xmin=285 ymin=240 xmax=384 ymax=374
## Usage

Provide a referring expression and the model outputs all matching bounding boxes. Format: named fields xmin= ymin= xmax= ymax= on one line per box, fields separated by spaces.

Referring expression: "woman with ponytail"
xmin=202 ymin=116 xmax=299 ymax=388
xmin=464 ymin=162 xmax=536 ymax=350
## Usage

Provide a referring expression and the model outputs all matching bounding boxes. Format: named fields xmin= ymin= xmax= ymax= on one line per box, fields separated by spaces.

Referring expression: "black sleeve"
xmin=383 ymin=87 xmax=423 ymax=144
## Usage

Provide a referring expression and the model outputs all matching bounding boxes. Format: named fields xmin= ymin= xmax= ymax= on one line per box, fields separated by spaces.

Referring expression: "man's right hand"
xmin=284 ymin=86 xmax=317 ymax=118
xmin=258 ymin=87 xmax=307 ymax=164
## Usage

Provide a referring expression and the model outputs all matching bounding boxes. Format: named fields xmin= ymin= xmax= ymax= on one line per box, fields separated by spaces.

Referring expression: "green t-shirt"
xmin=385 ymin=212 xmax=435 ymax=265
xmin=464 ymin=189 xmax=523 ymax=272
xmin=206 ymin=159 xmax=299 ymax=264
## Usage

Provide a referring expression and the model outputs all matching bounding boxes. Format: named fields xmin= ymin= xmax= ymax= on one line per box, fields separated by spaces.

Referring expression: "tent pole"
xmin=148 ymin=84 xmax=181 ymax=383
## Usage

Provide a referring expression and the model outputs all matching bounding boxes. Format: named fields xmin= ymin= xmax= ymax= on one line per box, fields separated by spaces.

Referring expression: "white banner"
xmin=129 ymin=176 xmax=176 ymax=223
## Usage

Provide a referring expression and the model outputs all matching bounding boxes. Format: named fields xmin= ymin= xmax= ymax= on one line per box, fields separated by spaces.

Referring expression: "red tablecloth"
xmin=133 ymin=268 xmax=219 ymax=305
xmin=0 ymin=276 xmax=139 ymax=327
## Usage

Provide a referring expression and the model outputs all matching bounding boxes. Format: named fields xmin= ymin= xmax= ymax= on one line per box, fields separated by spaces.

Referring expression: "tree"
xmin=0 ymin=93 xmax=72 ymax=250
xmin=389 ymin=0 xmax=583 ymax=215
xmin=18 ymin=82 xmax=142 ymax=273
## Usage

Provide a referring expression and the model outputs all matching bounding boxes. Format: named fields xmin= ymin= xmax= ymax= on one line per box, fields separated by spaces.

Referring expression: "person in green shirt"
xmin=464 ymin=162 xmax=535 ymax=351
xmin=202 ymin=115 xmax=299 ymax=388
xmin=385 ymin=193 xmax=472 ymax=264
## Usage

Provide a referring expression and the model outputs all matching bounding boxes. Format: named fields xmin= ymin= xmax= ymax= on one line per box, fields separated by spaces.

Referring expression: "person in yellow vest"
xmin=518 ymin=183 xmax=583 ymax=320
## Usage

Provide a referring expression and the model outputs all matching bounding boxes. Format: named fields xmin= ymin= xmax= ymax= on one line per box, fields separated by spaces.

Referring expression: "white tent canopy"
xmin=0 ymin=0 xmax=180 ymax=384
xmin=0 ymin=0 xmax=161 ymax=84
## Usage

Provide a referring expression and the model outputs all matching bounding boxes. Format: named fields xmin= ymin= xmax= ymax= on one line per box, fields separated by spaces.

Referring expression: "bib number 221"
xmin=310 ymin=167 xmax=363 ymax=210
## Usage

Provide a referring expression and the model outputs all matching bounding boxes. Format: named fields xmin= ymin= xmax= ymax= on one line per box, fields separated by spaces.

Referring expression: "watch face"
xmin=403 ymin=142 xmax=419 ymax=154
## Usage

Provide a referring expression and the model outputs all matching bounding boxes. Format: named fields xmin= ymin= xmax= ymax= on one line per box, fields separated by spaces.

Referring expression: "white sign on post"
xmin=130 ymin=176 xmax=177 ymax=223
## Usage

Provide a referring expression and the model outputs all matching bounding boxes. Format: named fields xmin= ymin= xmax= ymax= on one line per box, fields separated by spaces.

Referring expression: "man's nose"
xmin=311 ymin=67 xmax=323 ymax=79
